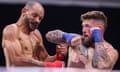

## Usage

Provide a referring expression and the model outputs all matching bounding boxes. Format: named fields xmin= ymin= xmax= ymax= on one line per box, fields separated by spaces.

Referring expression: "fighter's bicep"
xmin=33 ymin=30 xmax=49 ymax=58
xmin=33 ymin=30 xmax=45 ymax=48
xmin=4 ymin=40 xmax=19 ymax=55
xmin=107 ymin=49 xmax=118 ymax=66
xmin=3 ymin=29 xmax=19 ymax=53
xmin=3 ymin=40 xmax=19 ymax=63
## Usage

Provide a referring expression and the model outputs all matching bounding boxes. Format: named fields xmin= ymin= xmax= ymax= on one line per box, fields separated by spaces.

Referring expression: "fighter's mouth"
xmin=30 ymin=22 xmax=38 ymax=29
xmin=29 ymin=23 xmax=34 ymax=28
xmin=31 ymin=22 xmax=37 ymax=26
xmin=83 ymin=34 xmax=88 ymax=38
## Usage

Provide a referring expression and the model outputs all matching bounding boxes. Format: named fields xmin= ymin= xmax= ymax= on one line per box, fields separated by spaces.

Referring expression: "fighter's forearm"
xmin=45 ymin=56 xmax=56 ymax=62
xmin=46 ymin=29 xmax=81 ymax=46
xmin=71 ymin=44 xmax=88 ymax=65
xmin=92 ymin=42 xmax=110 ymax=67
xmin=13 ymin=56 xmax=44 ymax=67
xmin=75 ymin=44 xmax=88 ymax=58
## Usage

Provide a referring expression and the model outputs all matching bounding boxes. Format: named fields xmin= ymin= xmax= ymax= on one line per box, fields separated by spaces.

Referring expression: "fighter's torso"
xmin=18 ymin=30 xmax=37 ymax=58
xmin=3 ymin=24 xmax=48 ymax=67
xmin=68 ymin=46 xmax=86 ymax=68
xmin=15 ymin=25 xmax=47 ymax=61
xmin=68 ymin=42 xmax=112 ymax=69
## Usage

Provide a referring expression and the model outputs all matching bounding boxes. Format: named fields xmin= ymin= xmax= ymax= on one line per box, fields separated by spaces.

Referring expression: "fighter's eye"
xmin=84 ymin=24 xmax=91 ymax=28
xmin=39 ymin=16 xmax=43 ymax=20
xmin=32 ymin=14 xmax=38 ymax=18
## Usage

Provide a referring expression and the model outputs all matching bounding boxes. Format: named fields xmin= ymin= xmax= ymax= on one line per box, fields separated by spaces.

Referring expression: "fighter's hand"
xmin=46 ymin=29 xmax=81 ymax=46
xmin=55 ymin=43 xmax=68 ymax=60
xmin=90 ymin=27 xmax=102 ymax=42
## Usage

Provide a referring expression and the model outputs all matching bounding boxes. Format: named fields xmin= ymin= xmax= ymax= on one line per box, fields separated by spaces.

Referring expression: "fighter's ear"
xmin=98 ymin=23 xmax=104 ymax=31
xmin=21 ymin=8 xmax=28 ymax=15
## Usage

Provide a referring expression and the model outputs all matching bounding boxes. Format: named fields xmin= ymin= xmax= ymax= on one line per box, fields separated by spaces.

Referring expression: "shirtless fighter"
xmin=46 ymin=11 xmax=118 ymax=69
xmin=2 ymin=1 xmax=66 ymax=67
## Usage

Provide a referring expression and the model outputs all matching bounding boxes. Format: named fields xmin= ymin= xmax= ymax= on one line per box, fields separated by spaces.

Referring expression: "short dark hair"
xmin=81 ymin=11 xmax=107 ymax=29
xmin=24 ymin=1 xmax=40 ymax=9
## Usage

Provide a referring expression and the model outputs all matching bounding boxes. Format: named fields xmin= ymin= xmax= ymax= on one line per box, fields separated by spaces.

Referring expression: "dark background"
xmin=0 ymin=4 xmax=120 ymax=69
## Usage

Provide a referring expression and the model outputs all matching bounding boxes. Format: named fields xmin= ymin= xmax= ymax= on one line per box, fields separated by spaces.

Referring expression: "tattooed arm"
xmin=91 ymin=27 xmax=118 ymax=69
xmin=92 ymin=42 xmax=118 ymax=69
xmin=76 ymin=44 xmax=88 ymax=58
xmin=71 ymin=44 xmax=88 ymax=65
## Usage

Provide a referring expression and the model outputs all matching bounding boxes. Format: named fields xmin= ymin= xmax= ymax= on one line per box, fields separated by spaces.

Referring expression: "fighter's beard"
xmin=25 ymin=20 xmax=36 ymax=32
xmin=23 ymin=17 xmax=32 ymax=32
xmin=82 ymin=37 xmax=94 ymax=48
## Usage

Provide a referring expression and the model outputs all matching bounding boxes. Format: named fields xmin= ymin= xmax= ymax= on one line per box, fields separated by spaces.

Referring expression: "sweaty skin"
xmin=2 ymin=24 xmax=48 ymax=66
xmin=2 ymin=2 xmax=65 ymax=67
xmin=68 ymin=41 xmax=118 ymax=69
xmin=67 ymin=19 xmax=118 ymax=70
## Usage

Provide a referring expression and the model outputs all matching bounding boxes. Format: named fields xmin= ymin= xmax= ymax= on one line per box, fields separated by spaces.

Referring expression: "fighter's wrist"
xmin=55 ymin=53 xmax=65 ymax=61
xmin=91 ymin=28 xmax=102 ymax=43
xmin=28 ymin=59 xmax=44 ymax=67
xmin=95 ymin=42 xmax=103 ymax=48
xmin=62 ymin=33 xmax=77 ymax=44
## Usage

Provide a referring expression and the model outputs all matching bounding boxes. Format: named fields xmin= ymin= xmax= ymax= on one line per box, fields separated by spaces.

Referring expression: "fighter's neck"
xmin=16 ymin=21 xmax=31 ymax=35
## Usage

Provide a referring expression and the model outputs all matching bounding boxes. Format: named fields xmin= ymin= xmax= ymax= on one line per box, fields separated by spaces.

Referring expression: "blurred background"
xmin=0 ymin=0 xmax=120 ymax=70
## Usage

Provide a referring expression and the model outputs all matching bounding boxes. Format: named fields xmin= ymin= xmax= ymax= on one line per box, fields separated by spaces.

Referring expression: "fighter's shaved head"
xmin=24 ymin=1 xmax=43 ymax=10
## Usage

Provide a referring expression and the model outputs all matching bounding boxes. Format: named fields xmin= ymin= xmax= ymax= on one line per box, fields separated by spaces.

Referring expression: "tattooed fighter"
xmin=46 ymin=11 xmax=118 ymax=69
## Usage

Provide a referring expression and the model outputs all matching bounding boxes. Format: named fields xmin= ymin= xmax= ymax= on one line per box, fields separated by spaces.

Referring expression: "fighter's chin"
xmin=82 ymin=37 xmax=91 ymax=47
xmin=29 ymin=23 xmax=33 ymax=28
xmin=83 ymin=37 xmax=89 ymax=42
xmin=29 ymin=24 xmax=36 ymax=31
xmin=28 ymin=26 xmax=36 ymax=31
xmin=29 ymin=28 xmax=36 ymax=32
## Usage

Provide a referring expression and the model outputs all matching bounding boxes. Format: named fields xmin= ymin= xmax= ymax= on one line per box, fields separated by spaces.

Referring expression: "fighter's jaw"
xmin=82 ymin=35 xmax=91 ymax=43
xmin=83 ymin=37 xmax=89 ymax=43
xmin=25 ymin=24 xmax=34 ymax=32
xmin=28 ymin=22 xmax=38 ymax=31
xmin=29 ymin=23 xmax=36 ymax=29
